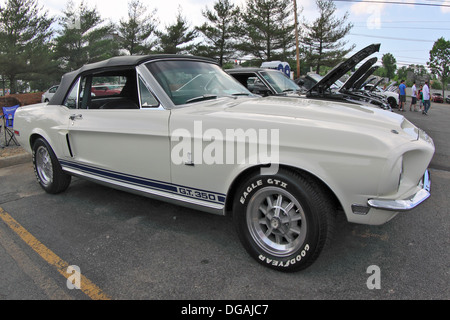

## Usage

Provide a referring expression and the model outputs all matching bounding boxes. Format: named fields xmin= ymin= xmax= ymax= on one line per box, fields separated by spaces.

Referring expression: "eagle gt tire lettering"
xmin=233 ymin=168 xmax=335 ymax=272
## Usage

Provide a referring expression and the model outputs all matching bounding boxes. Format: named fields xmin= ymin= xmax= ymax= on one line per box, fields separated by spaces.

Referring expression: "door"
xmin=61 ymin=68 xmax=171 ymax=186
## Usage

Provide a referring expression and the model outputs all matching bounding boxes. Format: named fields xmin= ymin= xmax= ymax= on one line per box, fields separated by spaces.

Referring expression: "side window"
xmin=138 ymin=76 xmax=159 ymax=108
xmin=64 ymin=78 xmax=80 ymax=109
xmin=77 ymin=69 xmax=139 ymax=110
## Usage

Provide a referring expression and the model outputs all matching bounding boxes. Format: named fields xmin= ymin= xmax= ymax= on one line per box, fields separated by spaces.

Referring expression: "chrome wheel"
xmin=35 ymin=145 xmax=53 ymax=186
xmin=246 ymin=187 xmax=307 ymax=257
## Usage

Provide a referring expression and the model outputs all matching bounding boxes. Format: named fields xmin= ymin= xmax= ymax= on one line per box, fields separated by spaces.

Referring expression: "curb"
xmin=0 ymin=153 xmax=32 ymax=169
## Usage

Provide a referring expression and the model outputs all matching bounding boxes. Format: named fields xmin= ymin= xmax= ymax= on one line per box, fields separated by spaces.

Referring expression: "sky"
xmin=7 ymin=0 xmax=450 ymax=68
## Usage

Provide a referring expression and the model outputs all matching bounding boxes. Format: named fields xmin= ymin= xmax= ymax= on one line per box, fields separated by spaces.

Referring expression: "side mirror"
xmin=296 ymin=78 xmax=304 ymax=86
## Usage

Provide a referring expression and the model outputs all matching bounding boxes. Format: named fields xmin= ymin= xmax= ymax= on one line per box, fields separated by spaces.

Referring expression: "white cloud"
xmin=350 ymin=0 xmax=387 ymax=16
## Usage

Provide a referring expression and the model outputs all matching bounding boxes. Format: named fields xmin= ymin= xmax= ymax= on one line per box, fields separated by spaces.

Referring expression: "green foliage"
xmin=301 ymin=0 xmax=354 ymax=74
xmin=195 ymin=0 xmax=240 ymax=65
xmin=234 ymin=0 xmax=295 ymax=62
xmin=428 ymin=37 xmax=450 ymax=96
xmin=155 ymin=7 xmax=197 ymax=54
xmin=0 ymin=0 xmax=366 ymax=93
xmin=431 ymin=80 xmax=442 ymax=90
xmin=53 ymin=1 xmax=119 ymax=73
xmin=0 ymin=0 xmax=54 ymax=93
xmin=117 ymin=0 xmax=158 ymax=55
xmin=381 ymin=53 xmax=396 ymax=81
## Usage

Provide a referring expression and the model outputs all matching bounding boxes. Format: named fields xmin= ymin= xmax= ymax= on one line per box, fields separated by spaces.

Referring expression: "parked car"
xmin=364 ymin=82 xmax=399 ymax=109
xmin=226 ymin=67 xmax=301 ymax=97
xmin=227 ymin=44 xmax=390 ymax=110
xmin=14 ymin=55 xmax=434 ymax=272
xmin=41 ymin=85 xmax=59 ymax=102
xmin=446 ymin=95 xmax=450 ymax=104
xmin=432 ymin=93 xmax=443 ymax=103
xmin=91 ymin=85 xmax=122 ymax=96
xmin=295 ymin=43 xmax=392 ymax=111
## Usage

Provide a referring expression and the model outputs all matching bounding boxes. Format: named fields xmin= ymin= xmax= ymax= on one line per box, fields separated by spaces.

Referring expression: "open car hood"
xmin=369 ymin=78 xmax=384 ymax=92
xmin=385 ymin=81 xmax=397 ymax=91
xmin=339 ymin=57 xmax=378 ymax=92
xmin=352 ymin=67 xmax=379 ymax=91
xmin=308 ymin=43 xmax=380 ymax=95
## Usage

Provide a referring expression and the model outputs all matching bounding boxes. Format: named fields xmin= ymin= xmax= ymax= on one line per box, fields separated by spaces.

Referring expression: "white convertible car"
xmin=14 ymin=55 xmax=434 ymax=272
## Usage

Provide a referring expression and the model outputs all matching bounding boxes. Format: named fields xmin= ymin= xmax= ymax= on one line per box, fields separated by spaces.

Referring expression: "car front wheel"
xmin=233 ymin=169 xmax=335 ymax=272
xmin=388 ymin=97 xmax=397 ymax=108
xmin=33 ymin=138 xmax=71 ymax=194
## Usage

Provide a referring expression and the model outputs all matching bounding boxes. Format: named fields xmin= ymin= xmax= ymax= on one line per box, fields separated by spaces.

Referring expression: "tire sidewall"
xmin=32 ymin=138 xmax=68 ymax=194
xmin=233 ymin=170 xmax=324 ymax=272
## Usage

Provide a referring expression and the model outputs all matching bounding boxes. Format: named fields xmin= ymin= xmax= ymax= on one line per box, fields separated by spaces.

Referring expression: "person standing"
xmin=418 ymin=85 xmax=424 ymax=111
xmin=398 ymin=80 xmax=406 ymax=111
xmin=409 ymin=81 xmax=417 ymax=111
xmin=422 ymin=81 xmax=431 ymax=115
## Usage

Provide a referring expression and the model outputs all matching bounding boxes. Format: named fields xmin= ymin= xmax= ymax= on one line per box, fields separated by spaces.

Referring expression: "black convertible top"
xmin=49 ymin=54 xmax=216 ymax=106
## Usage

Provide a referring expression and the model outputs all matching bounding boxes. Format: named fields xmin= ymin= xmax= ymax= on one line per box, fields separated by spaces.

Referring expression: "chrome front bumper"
xmin=368 ymin=170 xmax=431 ymax=211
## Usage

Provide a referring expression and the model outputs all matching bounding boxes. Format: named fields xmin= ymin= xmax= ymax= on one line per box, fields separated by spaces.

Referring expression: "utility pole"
xmin=293 ymin=0 xmax=300 ymax=78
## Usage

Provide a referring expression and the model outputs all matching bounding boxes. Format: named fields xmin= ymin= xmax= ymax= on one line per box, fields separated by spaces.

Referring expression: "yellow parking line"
xmin=0 ymin=207 xmax=111 ymax=300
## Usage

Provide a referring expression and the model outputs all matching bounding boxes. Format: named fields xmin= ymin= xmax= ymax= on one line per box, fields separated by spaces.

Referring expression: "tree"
xmin=117 ymin=0 xmax=158 ymax=55
xmin=381 ymin=53 xmax=396 ymax=81
xmin=195 ymin=0 xmax=240 ymax=66
xmin=53 ymin=0 xmax=119 ymax=73
xmin=234 ymin=0 xmax=295 ymax=62
xmin=0 ymin=0 xmax=54 ymax=93
xmin=396 ymin=66 xmax=408 ymax=81
xmin=301 ymin=0 xmax=354 ymax=74
xmin=155 ymin=7 xmax=197 ymax=54
xmin=428 ymin=37 xmax=450 ymax=97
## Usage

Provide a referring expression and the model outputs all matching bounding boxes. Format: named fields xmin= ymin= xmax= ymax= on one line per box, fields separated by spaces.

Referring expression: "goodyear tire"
xmin=233 ymin=168 xmax=335 ymax=272
xmin=32 ymin=138 xmax=71 ymax=194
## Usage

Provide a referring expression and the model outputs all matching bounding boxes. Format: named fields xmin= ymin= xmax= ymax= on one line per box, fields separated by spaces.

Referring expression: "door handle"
xmin=69 ymin=114 xmax=83 ymax=120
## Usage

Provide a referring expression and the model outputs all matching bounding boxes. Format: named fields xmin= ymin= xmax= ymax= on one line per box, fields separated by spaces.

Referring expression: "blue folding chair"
xmin=2 ymin=105 xmax=20 ymax=146
xmin=0 ymin=112 xmax=3 ymax=148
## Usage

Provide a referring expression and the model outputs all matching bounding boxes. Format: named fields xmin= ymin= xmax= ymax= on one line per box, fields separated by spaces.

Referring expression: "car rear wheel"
xmin=33 ymin=138 xmax=71 ymax=194
xmin=233 ymin=168 xmax=335 ymax=272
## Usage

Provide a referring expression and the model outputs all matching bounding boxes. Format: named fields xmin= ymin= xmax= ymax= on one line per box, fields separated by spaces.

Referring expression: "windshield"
xmin=260 ymin=70 xmax=300 ymax=94
xmin=146 ymin=60 xmax=251 ymax=105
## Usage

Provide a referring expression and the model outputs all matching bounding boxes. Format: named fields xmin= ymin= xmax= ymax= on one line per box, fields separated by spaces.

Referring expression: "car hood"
xmin=369 ymin=78 xmax=384 ymax=92
xmin=351 ymin=66 xmax=379 ymax=91
xmin=385 ymin=81 xmax=397 ymax=91
xmin=195 ymin=96 xmax=412 ymax=138
xmin=308 ymin=43 xmax=381 ymax=95
xmin=339 ymin=57 xmax=378 ymax=92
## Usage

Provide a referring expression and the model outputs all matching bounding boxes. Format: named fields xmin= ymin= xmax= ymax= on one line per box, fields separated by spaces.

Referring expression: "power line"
xmin=351 ymin=20 xmax=450 ymax=23
xmin=333 ymin=0 xmax=450 ymax=7
xmin=353 ymin=25 xmax=450 ymax=31
xmin=349 ymin=33 xmax=435 ymax=42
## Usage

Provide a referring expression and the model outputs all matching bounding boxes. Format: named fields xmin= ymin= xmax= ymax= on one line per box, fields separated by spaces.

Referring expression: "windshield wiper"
xmin=231 ymin=92 xmax=252 ymax=96
xmin=185 ymin=94 xmax=218 ymax=104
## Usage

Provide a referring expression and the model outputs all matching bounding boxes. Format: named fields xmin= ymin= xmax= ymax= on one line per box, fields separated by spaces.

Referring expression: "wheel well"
xmin=29 ymin=134 xmax=43 ymax=149
xmin=224 ymin=164 xmax=342 ymax=216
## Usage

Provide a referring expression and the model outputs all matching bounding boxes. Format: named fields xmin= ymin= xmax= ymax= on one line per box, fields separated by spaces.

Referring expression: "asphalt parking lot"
xmin=0 ymin=99 xmax=449 ymax=303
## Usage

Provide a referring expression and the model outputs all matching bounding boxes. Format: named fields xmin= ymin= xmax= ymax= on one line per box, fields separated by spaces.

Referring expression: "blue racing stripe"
xmin=59 ymin=159 xmax=226 ymax=205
